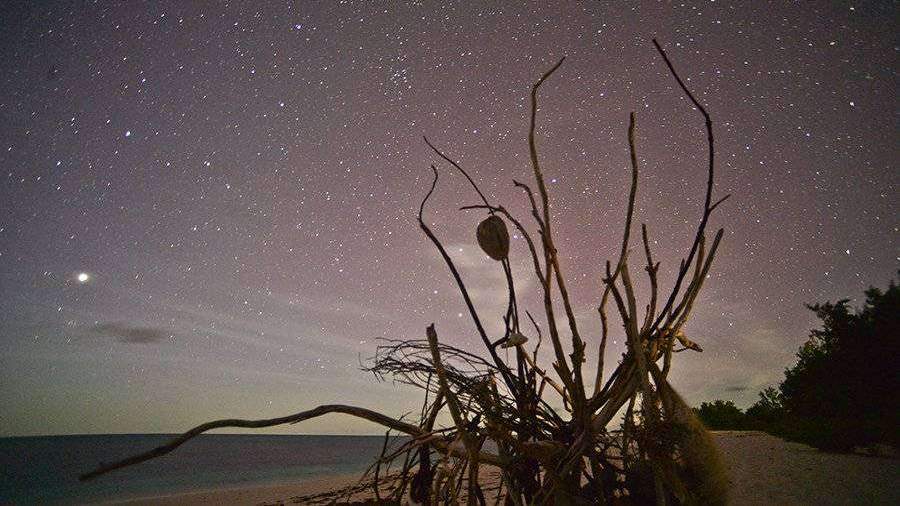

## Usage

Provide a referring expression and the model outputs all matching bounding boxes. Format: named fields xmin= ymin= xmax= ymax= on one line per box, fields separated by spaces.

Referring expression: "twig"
xmin=417 ymin=166 xmax=523 ymax=402
xmin=648 ymin=38 xmax=725 ymax=336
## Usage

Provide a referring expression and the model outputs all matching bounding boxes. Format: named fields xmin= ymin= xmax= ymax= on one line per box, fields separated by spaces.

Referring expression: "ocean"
xmin=0 ymin=434 xmax=404 ymax=505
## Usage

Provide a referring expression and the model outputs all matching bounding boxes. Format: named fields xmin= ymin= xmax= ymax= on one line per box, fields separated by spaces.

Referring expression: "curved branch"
xmin=423 ymin=136 xmax=492 ymax=211
xmin=523 ymin=58 xmax=582 ymax=404
xmin=417 ymin=166 xmax=522 ymax=401
xmin=649 ymin=38 xmax=724 ymax=336
xmin=618 ymin=112 xmax=640 ymax=273
xmin=80 ymin=404 xmax=504 ymax=482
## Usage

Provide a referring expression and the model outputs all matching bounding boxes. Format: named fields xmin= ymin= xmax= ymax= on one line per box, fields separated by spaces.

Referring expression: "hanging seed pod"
xmin=501 ymin=331 xmax=529 ymax=348
xmin=476 ymin=215 xmax=510 ymax=261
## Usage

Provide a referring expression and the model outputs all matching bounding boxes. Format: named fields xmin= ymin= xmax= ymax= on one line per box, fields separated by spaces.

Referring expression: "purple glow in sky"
xmin=0 ymin=1 xmax=896 ymax=436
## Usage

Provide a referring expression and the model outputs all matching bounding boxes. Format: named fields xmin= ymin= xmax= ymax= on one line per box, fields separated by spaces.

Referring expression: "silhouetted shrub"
xmin=744 ymin=387 xmax=783 ymax=429
xmin=777 ymin=273 xmax=899 ymax=450
xmin=694 ymin=400 xmax=746 ymax=430
xmin=696 ymin=274 xmax=898 ymax=451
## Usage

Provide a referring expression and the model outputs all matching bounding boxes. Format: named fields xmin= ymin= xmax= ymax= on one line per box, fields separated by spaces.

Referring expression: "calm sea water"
xmin=0 ymin=434 xmax=403 ymax=505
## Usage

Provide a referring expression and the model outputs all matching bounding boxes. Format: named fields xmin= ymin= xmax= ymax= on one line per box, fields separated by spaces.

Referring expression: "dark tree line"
xmin=695 ymin=273 xmax=899 ymax=451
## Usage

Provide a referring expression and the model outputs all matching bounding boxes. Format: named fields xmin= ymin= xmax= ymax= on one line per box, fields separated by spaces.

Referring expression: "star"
xmin=0 ymin=0 xmax=894 ymax=438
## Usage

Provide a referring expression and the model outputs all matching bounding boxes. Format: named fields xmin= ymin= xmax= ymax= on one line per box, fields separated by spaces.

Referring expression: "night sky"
xmin=1 ymin=2 xmax=896 ymax=436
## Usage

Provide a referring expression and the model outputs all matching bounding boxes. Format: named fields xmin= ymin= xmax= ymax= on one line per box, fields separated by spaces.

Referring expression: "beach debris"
xmin=662 ymin=327 xmax=704 ymax=352
xmin=79 ymin=40 xmax=731 ymax=506
xmin=500 ymin=331 xmax=528 ymax=348
xmin=520 ymin=440 xmax=565 ymax=463
xmin=476 ymin=215 xmax=509 ymax=260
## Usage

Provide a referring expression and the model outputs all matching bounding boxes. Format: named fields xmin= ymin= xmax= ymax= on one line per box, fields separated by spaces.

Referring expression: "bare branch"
xmin=648 ymin=38 xmax=726 ymax=337
xmin=525 ymin=58 xmax=588 ymax=409
xmin=640 ymin=223 xmax=660 ymax=336
xmin=417 ymin=166 xmax=522 ymax=400
xmin=80 ymin=404 xmax=504 ymax=482
xmin=424 ymin=136 xmax=492 ymax=211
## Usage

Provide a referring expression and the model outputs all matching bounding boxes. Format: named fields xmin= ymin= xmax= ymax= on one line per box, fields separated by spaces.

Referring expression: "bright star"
xmin=77 ymin=272 xmax=90 ymax=283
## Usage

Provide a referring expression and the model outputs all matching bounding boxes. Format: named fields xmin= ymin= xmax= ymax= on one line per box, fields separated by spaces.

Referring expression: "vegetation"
xmin=695 ymin=274 xmax=899 ymax=451
xmin=692 ymin=401 xmax=745 ymax=430
xmin=81 ymin=40 xmax=732 ymax=505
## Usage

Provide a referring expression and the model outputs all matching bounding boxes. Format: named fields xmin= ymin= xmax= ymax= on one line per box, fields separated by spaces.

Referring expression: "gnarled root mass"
xmin=81 ymin=40 xmax=731 ymax=506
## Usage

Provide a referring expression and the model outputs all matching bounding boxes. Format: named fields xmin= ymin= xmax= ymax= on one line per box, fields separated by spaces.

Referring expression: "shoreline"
xmin=103 ymin=472 xmax=365 ymax=506
xmin=101 ymin=431 xmax=900 ymax=505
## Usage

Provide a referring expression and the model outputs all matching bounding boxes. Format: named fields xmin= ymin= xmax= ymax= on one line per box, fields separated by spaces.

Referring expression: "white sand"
xmin=716 ymin=431 xmax=899 ymax=505
xmin=104 ymin=473 xmax=363 ymax=506
xmin=106 ymin=431 xmax=899 ymax=505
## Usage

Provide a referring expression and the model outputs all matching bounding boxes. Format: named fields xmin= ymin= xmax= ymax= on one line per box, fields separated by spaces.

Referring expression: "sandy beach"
xmin=104 ymin=473 xmax=366 ymax=506
xmin=716 ymin=431 xmax=899 ymax=505
xmin=109 ymin=431 xmax=899 ymax=505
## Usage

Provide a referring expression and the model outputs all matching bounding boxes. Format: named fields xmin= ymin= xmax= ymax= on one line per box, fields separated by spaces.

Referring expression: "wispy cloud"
xmin=439 ymin=242 xmax=537 ymax=307
xmin=91 ymin=323 xmax=172 ymax=344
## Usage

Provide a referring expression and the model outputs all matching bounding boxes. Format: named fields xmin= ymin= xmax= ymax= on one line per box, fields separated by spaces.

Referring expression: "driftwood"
xmin=81 ymin=40 xmax=731 ymax=505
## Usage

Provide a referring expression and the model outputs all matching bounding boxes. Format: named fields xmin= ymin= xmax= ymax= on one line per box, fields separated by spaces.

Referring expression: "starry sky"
xmin=1 ymin=1 xmax=896 ymax=437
